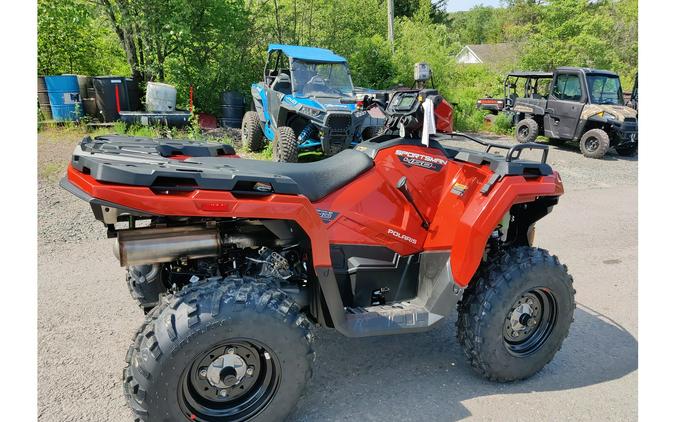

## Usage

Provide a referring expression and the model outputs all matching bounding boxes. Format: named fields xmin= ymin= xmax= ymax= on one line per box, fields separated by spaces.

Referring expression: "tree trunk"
xmin=98 ymin=0 xmax=142 ymax=81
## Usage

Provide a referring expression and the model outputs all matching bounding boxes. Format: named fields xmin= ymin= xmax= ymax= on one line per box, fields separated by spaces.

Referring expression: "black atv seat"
xmin=186 ymin=149 xmax=373 ymax=202
xmin=71 ymin=136 xmax=373 ymax=202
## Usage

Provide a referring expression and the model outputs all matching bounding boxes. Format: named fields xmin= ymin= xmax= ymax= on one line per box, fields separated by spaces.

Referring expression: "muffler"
xmin=113 ymin=226 xmax=220 ymax=267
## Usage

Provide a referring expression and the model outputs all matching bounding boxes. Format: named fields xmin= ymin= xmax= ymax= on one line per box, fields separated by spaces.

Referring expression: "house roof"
xmin=460 ymin=43 xmax=519 ymax=65
xmin=267 ymin=44 xmax=347 ymax=63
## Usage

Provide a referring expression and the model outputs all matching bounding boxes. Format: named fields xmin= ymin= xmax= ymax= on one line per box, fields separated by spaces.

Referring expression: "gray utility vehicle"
xmin=485 ymin=67 xmax=638 ymax=158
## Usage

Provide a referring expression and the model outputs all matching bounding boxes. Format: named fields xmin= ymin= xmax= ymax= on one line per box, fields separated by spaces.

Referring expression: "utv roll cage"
xmin=503 ymin=71 xmax=553 ymax=108
xmin=264 ymin=44 xmax=354 ymax=97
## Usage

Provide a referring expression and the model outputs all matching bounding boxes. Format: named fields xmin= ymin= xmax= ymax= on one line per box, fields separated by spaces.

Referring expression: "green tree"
xmin=519 ymin=0 xmax=635 ymax=83
xmin=447 ymin=6 xmax=506 ymax=45
xmin=38 ymin=0 xmax=126 ymax=75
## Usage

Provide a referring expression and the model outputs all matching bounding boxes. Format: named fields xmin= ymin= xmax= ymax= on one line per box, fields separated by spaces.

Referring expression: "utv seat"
xmin=186 ymin=149 xmax=374 ymax=202
xmin=271 ymin=74 xmax=292 ymax=95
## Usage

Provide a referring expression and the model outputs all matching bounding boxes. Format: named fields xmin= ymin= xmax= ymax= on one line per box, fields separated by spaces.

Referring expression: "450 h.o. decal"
xmin=395 ymin=150 xmax=447 ymax=172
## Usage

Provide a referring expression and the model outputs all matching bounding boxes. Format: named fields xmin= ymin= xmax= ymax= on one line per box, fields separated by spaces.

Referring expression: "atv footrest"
xmin=343 ymin=302 xmax=443 ymax=336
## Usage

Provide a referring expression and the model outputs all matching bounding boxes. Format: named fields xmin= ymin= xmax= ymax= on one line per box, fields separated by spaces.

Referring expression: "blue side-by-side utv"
xmin=242 ymin=44 xmax=384 ymax=162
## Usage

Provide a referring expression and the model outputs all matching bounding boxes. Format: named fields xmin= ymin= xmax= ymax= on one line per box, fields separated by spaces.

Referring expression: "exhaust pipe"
xmin=113 ymin=226 xmax=220 ymax=267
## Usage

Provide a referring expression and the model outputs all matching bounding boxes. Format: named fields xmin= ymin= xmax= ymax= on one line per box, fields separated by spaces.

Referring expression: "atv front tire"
xmin=515 ymin=118 xmax=539 ymax=143
xmin=241 ymin=111 xmax=266 ymax=152
xmin=580 ymin=128 xmax=610 ymax=158
xmin=273 ymin=126 xmax=298 ymax=162
xmin=123 ymin=276 xmax=314 ymax=421
xmin=456 ymin=247 xmax=575 ymax=382
xmin=126 ymin=264 xmax=166 ymax=313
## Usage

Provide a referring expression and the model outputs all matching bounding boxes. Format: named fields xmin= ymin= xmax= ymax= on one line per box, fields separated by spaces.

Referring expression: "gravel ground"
xmin=38 ymin=130 xmax=637 ymax=421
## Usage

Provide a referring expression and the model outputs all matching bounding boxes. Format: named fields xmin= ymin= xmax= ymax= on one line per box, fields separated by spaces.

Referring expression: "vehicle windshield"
xmin=291 ymin=60 xmax=354 ymax=98
xmin=587 ymin=75 xmax=623 ymax=105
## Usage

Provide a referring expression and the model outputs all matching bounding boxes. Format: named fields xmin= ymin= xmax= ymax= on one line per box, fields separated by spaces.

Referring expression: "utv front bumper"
xmin=612 ymin=118 xmax=638 ymax=147
xmin=319 ymin=112 xmax=355 ymax=155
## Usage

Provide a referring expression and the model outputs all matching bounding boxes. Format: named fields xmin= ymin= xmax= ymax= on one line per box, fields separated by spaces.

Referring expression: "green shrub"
xmin=492 ymin=113 xmax=514 ymax=135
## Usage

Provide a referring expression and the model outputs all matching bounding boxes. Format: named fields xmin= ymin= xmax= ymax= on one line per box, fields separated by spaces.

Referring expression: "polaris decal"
xmin=387 ymin=228 xmax=417 ymax=245
xmin=316 ymin=208 xmax=339 ymax=223
xmin=395 ymin=150 xmax=447 ymax=172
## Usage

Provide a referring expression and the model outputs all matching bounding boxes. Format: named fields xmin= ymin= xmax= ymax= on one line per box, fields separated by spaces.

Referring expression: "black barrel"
xmin=83 ymin=86 xmax=99 ymax=117
xmin=73 ymin=76 xmax=99 ymax=118
xmin=37 ymin=76 xmax=52 ymax=120
xmin=219 ymin=91 xmax=244 ymax=128
xmin=93 ymin=76 xmax=141 ymax=122
xmin=76 ymin=75 xmax=92 ymax=101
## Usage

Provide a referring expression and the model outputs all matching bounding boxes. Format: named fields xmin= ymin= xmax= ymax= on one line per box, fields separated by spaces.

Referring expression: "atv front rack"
xmin=449 ymin=132 xmax=550 ymax=164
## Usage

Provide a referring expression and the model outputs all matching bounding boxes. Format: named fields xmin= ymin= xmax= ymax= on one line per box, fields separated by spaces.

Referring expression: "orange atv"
xmin=61 ymin=88 xmax=574 ymax=421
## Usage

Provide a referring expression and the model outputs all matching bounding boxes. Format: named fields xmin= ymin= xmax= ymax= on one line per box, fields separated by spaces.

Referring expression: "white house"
xmin=456 ymin=43 xmax=519 ymax=67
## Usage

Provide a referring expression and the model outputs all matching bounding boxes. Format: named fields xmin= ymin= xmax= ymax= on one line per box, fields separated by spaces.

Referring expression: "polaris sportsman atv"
xmin=243 ymin=44 xmax=384 ymax=162
xmin=62 ymin=90 xmax=575 ymax=421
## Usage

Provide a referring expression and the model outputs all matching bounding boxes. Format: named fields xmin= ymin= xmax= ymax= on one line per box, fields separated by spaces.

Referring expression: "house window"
xmin=552 ymin=74 xmax=582 ymax=101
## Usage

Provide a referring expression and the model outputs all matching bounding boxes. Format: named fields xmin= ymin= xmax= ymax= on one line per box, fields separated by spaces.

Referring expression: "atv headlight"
xmin=300 ymin=106 xmax=325 ymax=118
xmin=598 ymin=111 xmax=616 ymax=120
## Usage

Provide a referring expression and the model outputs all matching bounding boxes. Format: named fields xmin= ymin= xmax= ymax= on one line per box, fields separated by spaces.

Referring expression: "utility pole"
xmin=387 ymin=0 xmax=394 ymax=52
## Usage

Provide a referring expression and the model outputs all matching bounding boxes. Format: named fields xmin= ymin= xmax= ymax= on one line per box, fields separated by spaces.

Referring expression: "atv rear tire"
xmin=241 ymin=111 xmax=266 ymax=152
xmin=126 ymin=264 xmax=166 ymax=313
xmin=273 ymin=126 xmax=298 ymax=162
xmin=123 ymin=276 xmax=314 ymax=422
xmin=456 ymin=247 xmax=575 ymax=382
xmin=579 ymin=128 xmax=610 ymax=158
xmin=515 ymin=118 xmax=538 ymax=143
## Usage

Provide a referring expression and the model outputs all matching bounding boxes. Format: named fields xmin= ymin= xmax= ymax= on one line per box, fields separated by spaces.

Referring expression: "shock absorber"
xmin=298 ymin=124 xmax=317 ymax=144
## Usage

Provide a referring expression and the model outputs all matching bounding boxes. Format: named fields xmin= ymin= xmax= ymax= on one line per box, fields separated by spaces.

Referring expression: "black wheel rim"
xmin=518 ymin=126 xmax=529 ymax=139
xmin=178 ymin=339 xmax=281 ymax=421
xmin=584 ymin=137 xmax=599 ymax=152
xmin=503 ymin=288 xmax=557 ymax=357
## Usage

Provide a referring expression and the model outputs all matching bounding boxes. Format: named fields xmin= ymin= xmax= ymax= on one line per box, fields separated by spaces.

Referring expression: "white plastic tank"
xmin=145 ymin=82 xmax=177 ymax=112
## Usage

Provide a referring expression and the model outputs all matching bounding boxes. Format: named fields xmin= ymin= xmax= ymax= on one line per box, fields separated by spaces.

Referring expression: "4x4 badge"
xmin=316 ymin=209 xmax=339 ymax=223
xmin=451 ymin=183 xmax=468 ymax=196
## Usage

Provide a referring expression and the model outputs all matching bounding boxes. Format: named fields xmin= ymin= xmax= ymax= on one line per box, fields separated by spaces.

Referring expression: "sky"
xmin=444 ymin=0 xmax=503 ymax=12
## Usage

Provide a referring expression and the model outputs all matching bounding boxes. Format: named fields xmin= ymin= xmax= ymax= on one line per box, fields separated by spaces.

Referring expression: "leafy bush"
xmin=493 ymin=113 xmax=514 ymax=135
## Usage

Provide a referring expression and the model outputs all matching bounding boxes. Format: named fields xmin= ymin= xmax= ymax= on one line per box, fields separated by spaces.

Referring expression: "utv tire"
xmin=273 ymin=126 xmax=298 ymax=162
xmin=126 ymin=264 xmax=166 ymax=313
xmin=615 ymin=143 xmax=638 ymax=157
xmin=579 ymin=129 xmax=610 ymax=158
xmin=241 ymin=111 xmax=266 ymax=152
xmin=515 ymin=118 xmax=539 ymax=143
xmin=123 ymin=276 xmax=314 ymax=422
xmin=456 ymin=247 xmax=575 ymax=382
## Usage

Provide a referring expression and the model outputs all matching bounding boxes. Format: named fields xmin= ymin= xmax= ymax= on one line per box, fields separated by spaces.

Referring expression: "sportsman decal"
xmin=395 ymin=150 xmax=447 ymax=172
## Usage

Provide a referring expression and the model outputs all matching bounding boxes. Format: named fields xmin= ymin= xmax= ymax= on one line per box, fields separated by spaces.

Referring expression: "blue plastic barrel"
xmin=44 ymin=75 xmax=82 ymax=121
